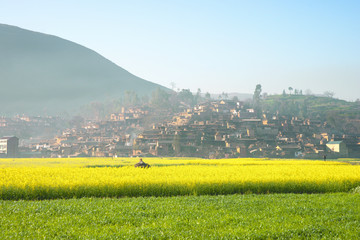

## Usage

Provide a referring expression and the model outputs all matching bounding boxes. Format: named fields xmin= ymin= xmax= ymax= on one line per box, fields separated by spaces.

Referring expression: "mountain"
xmin=262 ymin=94 xmax=360 ymax=134
xmin=210 ymin=92 xmax=252 ymax=101
xmin=0 ymin=24 xmax=169 ymax=115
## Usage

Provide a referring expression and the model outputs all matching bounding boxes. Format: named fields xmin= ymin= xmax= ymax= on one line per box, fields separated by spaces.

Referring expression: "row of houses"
xmin=16 ymin=106 xmax=173 ymax=158
xmin=129 ymin=100 xmax=359 ymax=158
xmin=0 ymin=115 xmax=63 ymax=138
xmin=6 ymin=100 xmax=360 ymax=158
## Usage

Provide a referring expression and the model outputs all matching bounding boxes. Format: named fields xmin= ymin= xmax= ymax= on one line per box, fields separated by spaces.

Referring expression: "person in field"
xmin=134 ymin=158 xmax=150 ymax=168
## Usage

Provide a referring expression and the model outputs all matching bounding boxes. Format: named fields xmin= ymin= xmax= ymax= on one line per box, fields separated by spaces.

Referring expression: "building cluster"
xmin=17 ymin=107 xmax=166 ymax=158
xmin=131 ymin=100 xmax=359 ymax=158
xmin=0 ymin=115 xmax=63 ymax=141
xmin=1 ymin=101 xmax=359 ymax=158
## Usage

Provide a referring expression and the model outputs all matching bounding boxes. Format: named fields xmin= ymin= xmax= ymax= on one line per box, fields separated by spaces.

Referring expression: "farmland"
xmin=1 ymin=158 xmax=360 ymax=200
xmin=1 ymin=193 xmax=360 ymax=239
xmin=1 ymin=158 xmax=360 ymax=239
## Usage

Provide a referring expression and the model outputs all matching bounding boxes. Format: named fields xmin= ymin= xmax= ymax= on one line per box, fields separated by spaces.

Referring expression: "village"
xmin=2 ymin=99 xmax=359 ymax=159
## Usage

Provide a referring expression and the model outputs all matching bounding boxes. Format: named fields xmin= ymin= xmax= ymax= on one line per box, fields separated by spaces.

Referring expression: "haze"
xmin=1 ymin=0 xmax=359 ymax=101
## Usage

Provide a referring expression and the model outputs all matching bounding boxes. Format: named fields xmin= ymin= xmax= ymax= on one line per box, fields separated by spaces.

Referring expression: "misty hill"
xmin=207 ymin=92 xmax=252 ymax=101
xmin=0 ymin=24 xmax=169 ymax=115
xmin=262 ymin=94 xmax=360 ymax=134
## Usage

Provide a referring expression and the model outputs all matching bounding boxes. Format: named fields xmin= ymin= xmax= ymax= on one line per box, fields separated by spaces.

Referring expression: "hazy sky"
xmin=1 ymin=0 xmax=359 ymax=100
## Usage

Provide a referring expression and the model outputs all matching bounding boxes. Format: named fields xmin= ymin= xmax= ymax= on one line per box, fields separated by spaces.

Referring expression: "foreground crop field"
xmin=1 ymin=158 xmax=360 ymax=200
xmin=1 ymin=193 xmax=359 ymax=239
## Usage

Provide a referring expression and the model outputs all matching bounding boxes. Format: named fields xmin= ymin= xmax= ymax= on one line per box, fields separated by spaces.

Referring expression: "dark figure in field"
xmin=134 ymin=158 xmax=150 ymax=168
xmin=323 ymin=155 xmax=327 ymax=161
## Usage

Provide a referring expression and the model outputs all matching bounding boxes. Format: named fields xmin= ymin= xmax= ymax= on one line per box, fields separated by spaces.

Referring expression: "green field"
xmin=1 ymin=158 xmax=359 ymax=238
xmin=1 ymin=193 xmax=359 ymax=239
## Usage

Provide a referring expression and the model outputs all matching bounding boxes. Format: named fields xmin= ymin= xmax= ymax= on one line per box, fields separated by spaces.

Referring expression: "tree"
xmin=305 ymin=89 xmax=312 ymax=95
xmin=141 ymin=95 xmax=149 ymax=104
xmin=252 ymin=84 xmax=262 ymax=116
xmin=124 ymin=91 xmax=139 ymax=106
xmin=326 ymin=111 xmax=344 ymax=130
xmin=324 ymin=91 xmax=335 ymax=98
xmin=89 ymin=102 xmax=105 ymax=120
xmin=69 ymin=115 xmax=84 ymax=129
xmin=205 ymin=92 xmax=211 ymax=100
xmin=288 ymin=87 xmax=293 ymax=95
xmin=150 ymin=88 xmax=170 ymax=108
xmin=178 ymin=89 xmax=195 ymax=107
xmin=344 ymin=123 xmax=358 ymax=134
xmin=282 ymin=89 xmax=286 ymax=96
xmin=195 ymin=88 xmax=202 ymax=104
xmin=299 ymin=98 xmax=309 ymax=118
xmin=170 ymin=82 xmax=176 ymax=91
xmin=232 ymin=96 xmax=239 ymax=101
xmin=253 ymin=84 xmax=262 ymax=103
xmin=221 ymin=92 xmax=229 ymax=100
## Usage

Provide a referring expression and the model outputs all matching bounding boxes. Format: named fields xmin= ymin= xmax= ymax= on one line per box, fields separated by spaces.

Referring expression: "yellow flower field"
xmin=0 ymin=158 xmax=359 ymax=199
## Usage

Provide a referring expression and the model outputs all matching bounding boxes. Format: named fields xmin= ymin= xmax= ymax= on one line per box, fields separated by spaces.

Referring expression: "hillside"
xmin=0 ymin=24 xmax=169 ymax=115
xmin=262 ymin=94 xmax=360 ymax=133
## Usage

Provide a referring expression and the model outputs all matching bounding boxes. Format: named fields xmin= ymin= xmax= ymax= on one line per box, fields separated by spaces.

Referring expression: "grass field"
xmin=1 ymin=158 xmax=360 ymax=239
xmin=1 ymin=158 xmax=360 ymax=200
xmin=1 ymin=193 xmax=359 ymax=239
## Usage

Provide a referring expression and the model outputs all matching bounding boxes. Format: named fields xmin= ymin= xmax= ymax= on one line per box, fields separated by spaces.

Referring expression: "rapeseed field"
xmin=1 ymin=158 xmax=359 ymax=200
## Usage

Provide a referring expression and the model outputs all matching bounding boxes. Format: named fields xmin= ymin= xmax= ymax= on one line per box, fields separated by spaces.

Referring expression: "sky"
xmin=1 ymin=0 xmax=359 ymax=100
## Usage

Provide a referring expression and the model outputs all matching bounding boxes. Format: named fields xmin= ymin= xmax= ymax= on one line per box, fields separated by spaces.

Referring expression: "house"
xmin=155 ymin=140 xmax=173 ymax=156
xmin=326 ymin=141 xmax=348 ymax=157
xmin=132 ymin=149 xmax=143 ymax=156
xmin=214 ymin=132 xmax=224 ymax=141
xmin=0 ymin=136 xmax=19 ymax=157
xmin=276 ymin=144 xmax=302 ymax=157
xmin=236 ymin=144 xmax=247 ymax=157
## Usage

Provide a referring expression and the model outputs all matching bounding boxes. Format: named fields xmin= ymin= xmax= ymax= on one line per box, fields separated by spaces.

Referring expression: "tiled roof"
xmin=0 ymin=136 xmax=17 ymax=140
xmin=327 ymin=141 xmax=343 ymax=144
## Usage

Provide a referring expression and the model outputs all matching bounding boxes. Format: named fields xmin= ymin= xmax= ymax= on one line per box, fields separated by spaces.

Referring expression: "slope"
xmin=0 ymin=24 xmax=169 ymax=115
